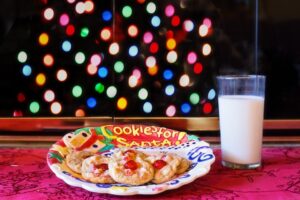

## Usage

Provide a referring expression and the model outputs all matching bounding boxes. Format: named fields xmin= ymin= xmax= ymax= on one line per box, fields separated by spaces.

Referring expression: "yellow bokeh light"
xmin=147 ymin=65 xmax=158 ymax=76
xmin=39 ymin=33 xmax=49 ymax=46
xmin=117 ymin=97 xmax=127 ymax=110
xmin=166 ymin=38 xmax=176 ymax=50
xmin=36 ymin=73 xmax=46 ymax=86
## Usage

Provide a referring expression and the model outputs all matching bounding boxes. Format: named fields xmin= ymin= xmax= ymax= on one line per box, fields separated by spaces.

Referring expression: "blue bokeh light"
xmin=181 ymin=103 xmax=191 ymax=114
xmin=163 ymin=69 xmax=173 ymax=80
xmin=143 ymin=101 xmax=153 ymax=113
xmin=87 ymin=97 xmax=97 ymax=108
xmin=151 ymin=16 xmax=161 ymax=27
xmin=98 ymin=66 xmax=108 ymax=78
xmin=62 ymin=40 xmax=72 ymax=52
xmin=22 ymin=65 xmax=32 ymax=76
xmin=102 ymin=10 xmax=112 ymax=21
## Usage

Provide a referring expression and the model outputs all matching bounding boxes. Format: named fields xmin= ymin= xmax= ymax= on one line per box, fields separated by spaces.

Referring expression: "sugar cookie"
xmin=65 ymin=151 xmax=93 ymax=173
xmin=108 ymin=149 xmax=154 ymax=185
xmin=81 ymin=155 xmax=115 ymax=183
xmin=147 ymin=153 xmax=181 ymax=184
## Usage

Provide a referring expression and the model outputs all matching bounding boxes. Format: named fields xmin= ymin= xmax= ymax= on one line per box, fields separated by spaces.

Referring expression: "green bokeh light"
xmin=29 ymin=101 xmax=40 ymax=113
xmin=190 ymin=93 xmax=200 ymax=105
xmin=95 ymin=83 xmax=105 ymax=94
xmin=72 ymin=85 xmax=83 ymax=97
xmin=80 ymin=27 xmax=89 ymax=37
xmin=114 ymin=61 xmax=124 ymax=73
xmin=122 ymin=6 xmax=132 ymax=18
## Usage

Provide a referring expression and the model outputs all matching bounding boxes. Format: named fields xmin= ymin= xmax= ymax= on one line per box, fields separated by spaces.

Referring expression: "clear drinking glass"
xmin=217 ymin=75 xmax=266 ymax=169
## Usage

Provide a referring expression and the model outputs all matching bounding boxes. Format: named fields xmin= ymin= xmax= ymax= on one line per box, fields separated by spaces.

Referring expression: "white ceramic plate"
xmin=47 ymin=125 xmax=215 ymax=195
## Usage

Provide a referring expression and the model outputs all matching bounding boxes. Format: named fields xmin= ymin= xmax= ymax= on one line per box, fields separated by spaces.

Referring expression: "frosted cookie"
xmin=65 ymin=151 xmax=93 ymax=173
xmin=146 ymin=153 xmax=181 ymax=184
xmin=81 ymin=155 xmax=115 ymax=183
xmin=108 ymin=148 xmax=154 ymax=185
xmin=176 ymin=157 xmax=190 ymax=175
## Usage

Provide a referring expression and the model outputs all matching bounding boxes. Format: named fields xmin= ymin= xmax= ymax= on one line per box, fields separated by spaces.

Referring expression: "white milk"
xmin=218 ymin=95 xmax=264 ymax=164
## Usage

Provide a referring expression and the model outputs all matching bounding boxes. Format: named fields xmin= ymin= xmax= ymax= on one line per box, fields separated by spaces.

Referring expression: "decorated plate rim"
xmin=47 ymin=125 xmax=215 ymax=195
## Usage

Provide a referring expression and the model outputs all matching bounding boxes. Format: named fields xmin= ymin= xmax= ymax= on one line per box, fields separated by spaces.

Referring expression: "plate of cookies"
xmin=47 ymin=124 xmax=215 ymax=195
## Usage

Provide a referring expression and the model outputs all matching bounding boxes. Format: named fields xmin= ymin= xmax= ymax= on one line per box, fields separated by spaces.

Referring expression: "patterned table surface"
xmin=1 ymin=147 xmax=300 ymax=200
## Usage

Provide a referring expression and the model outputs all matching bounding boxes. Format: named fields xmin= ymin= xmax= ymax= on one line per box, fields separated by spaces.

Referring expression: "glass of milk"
xmin=217 ymin=75 xmax=266 ymax=169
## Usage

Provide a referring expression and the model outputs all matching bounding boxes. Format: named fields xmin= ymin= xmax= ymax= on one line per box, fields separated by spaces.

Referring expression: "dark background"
xmin=0 ymin=0 xmax=299 ymax=119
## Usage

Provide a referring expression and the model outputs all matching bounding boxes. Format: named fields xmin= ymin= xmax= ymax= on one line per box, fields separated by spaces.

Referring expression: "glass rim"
xmin=216 ymin=75 xmax=266 ymax=80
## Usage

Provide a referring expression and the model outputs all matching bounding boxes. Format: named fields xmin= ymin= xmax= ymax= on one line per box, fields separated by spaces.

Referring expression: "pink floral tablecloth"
xmin=1 ymin=147 xmax=300 ymax=200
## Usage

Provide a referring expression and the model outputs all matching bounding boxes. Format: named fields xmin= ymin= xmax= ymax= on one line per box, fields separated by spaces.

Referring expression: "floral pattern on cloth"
xmin=1 ymin=147 xmax=300 ymax=199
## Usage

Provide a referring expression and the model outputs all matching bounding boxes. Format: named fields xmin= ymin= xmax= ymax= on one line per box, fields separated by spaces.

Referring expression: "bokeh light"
xmin=151 ymin=16 xmax=161 ymax=27
xmin=181 ymin=103 xmax=191 ymax=114
xmin=75 ymin=109 xmax=85 ymax=117
xmin=106 ymin=86 xmax=117 ymax=98
xmin=43 ymin=54 xmax=54 ymax=67
xmin=128 ymin=45 xmax=138 ymax=57
xmin=143 ymin=102 xmax=152 ymax=113
xmin=202 ymin=43 xmax=212 ymax=56
xmin=72 ymin=85 xmax=83 ymax=97
xmin=165 ymin=84 xmax=175 ymax=96
xmin=22 ymin=65 xmax=32 ymax=76
xmin=80 ymin=27 xmax=89 ymax=37
xmin=29 ymin=101 xmax=40 ymax=114
xmin=146 ymin=2 xmax=156 ymax=14
xmin=102 ymin=10 xmax=112 ymax=21
xmin=57 ymin=69 xmax=68 ymax=82
xmin=114 ymin=61 xmax=125 ymax=73
xmin=44 ymin=90 xmax=55 ymax=102
xmin=122 ymin=5 xmax=132 ymax=18
xmin=59 ymin=13 xmax=69 ymax=26
xmin=75 ymin=52 xmax=86 ymax=64
xmin=44 ymin=8 xmax=54 ymax=21
xmin=117 ymin=97 xmax=127 ymax=110
xmin=62 ymin=40 xmax=72 ymax=52
xmin=98 ymin=66 xmax=108 ymax=78
xmin=190 ymin=93 xmax=200 ymax=105
xmin=95 ymin=83 xmax=105 ymax=94
xmin=183 ymin=20 xmax=194 ymax=32
xmin=165 ymin=4 xmax=175 ymax=17
xmin=166 ymin=105 xmax=176 ymax=117
xmin=39 ymin=33 xmax=49 ymax=46
xmin=17 ymin=51 xmax=27 ymax=63
xmin=143 ymin=32 xmax=153 ymax=44
xmin=90 ymin=54 xmax=102 ymax=66
xmin=128 ymin=24 xmax=138 ymax=37
xmin=109 ymin=42 xmax=120 ymax=55
xmin=166 ymin=51 xmax=177 ymax=63
xmin=163 ymin=69 xmax=173 ymax=80
xmin=87 ymin=64 xmax=98 ymax=75
xmin=199 ymin=24 xmax=208 ymax=37
xmin=138 ymin=88 xmax=148 ymax=100
xmin=51 ymin=101 xmax=62 ymax=114
xmin=100 ymin=28 xmax=112 ymax=41
xmin=36 ymin=73 xmax=46 ymax=86
xmin=87 ymin=97 xmax=97 ymax=108
xmin=16 ymin=1 xmax=216 ymax=117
